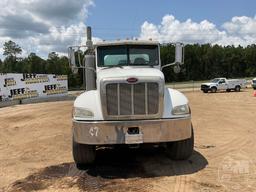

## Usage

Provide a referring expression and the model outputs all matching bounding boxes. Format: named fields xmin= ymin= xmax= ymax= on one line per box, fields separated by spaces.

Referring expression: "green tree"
xmin=27 ymin=53 xmax=46 ymax=73
xmin=2 ymin=40 xmax=22 ymax=72
xmin=3 ymin=40 xmax=22 ymax=58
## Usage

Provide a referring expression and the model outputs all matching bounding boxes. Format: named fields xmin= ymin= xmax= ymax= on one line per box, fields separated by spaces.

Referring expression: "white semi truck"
xmin=201 ymin=78 xmax=247 ymax=93
xmin=68 ymin=27 xmax=193 ymax=168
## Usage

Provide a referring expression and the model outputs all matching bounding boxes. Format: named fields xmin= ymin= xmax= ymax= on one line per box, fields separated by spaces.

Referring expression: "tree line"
xmin=161 ymin=44 xmax=256 ymax=82
xmin=0 ymin=41 xmax=82 ymax=88
xmin=1 ymin=40 xmax=256 ymax=88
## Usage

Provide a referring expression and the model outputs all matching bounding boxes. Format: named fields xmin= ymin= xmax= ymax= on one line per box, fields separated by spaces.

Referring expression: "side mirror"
xmin=161 ymin=43 xmax=185 ymax=74
xmin=68 ymin=47 xmax=78 ymax=74
xmin=67 ymin=46 xmax=88 ymax=74
xmin=173 ymin=65 xmax=181 ymax=73
xmin=68 ymin=47 xmax=75 ymax=66
xmin=175 ymin=43 xmax=184 ymax=64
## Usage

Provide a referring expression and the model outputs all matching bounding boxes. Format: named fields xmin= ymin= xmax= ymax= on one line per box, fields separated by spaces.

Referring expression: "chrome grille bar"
xmin=131 ymin=84 xmax=134 ymax=115
xmin=117 ymin=83 xmax=120 ymax=115
xmin=104 ymin=80 xmax=162 ymax=119
xmin=145 ymin=83 xmax=148 ymax=115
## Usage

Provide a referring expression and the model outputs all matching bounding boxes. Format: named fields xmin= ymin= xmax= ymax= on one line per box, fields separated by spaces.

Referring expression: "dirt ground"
xmin=1 ymin=89 xmax=256 ymax=192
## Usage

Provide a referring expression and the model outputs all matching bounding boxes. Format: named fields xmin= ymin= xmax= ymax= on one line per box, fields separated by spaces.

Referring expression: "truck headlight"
xmin=172 ymin=104 xmax=190 ymax=115
xmin=73 ymin=107 xmax=94 ymax=118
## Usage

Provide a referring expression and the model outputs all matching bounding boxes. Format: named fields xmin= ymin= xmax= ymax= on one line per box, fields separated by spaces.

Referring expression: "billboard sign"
xmin=0 ymin=73 xmax=68 ymax=102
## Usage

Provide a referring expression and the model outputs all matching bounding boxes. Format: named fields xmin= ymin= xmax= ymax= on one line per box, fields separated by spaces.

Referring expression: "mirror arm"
xmin=71 ymin=66 xmax=96 ymax=73
xmin=85 ymin=66 xmax=96 ymax=73
xmin=161 ymin=62 xmax=176 ymax=70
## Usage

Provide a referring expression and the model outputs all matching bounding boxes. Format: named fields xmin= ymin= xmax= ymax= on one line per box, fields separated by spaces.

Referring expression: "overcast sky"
xmin=0 ymin=0 xmax=256 ymax=59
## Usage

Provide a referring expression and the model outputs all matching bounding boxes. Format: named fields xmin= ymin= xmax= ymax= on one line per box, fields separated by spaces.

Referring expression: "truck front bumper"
xmin=201 ymin=86 xmax=210 ymax=92
xmin=73 ymin=117 xmax=192 ymax=145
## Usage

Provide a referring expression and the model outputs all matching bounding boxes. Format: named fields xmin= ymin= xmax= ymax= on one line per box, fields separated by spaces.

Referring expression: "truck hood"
xmin=201 ymin=82 xmax=216 ymax=86
xmin=97 ymin=67 xmax=165 ymax=81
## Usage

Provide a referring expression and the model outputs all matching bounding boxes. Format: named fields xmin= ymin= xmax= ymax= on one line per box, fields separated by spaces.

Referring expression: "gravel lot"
xmin=1 ymin=89 xmax=256 ymax=192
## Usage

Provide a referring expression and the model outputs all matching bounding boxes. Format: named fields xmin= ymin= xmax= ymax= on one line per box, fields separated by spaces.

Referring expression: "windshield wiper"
xmin=102 ymin=64 xmax=125 ymax=69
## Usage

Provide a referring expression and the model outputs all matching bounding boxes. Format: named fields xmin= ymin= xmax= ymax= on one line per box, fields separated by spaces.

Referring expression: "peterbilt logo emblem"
xmin=126 ymin=77 xmax=138 ymax=83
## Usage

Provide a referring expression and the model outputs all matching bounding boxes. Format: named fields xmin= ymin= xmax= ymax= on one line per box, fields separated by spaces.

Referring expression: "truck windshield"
xmin=97 ymin=45 xmax=159 ymax=67
xmin=211 ymin=78 xmax=220 ymax=83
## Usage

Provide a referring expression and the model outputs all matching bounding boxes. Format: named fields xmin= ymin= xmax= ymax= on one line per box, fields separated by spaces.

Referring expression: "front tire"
xmin=165 ymin=126 xmax=194 ymax=160
xmin=72 ymin=137 xmax=96 ymax=168
xmin=211 ymin=87 xmax=217 ymax=93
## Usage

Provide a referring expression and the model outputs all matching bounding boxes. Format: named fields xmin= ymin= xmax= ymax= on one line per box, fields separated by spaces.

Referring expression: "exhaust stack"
xmin=86 ymin=26 xmax=93 ymax=48
xmin=84 ymin=26 xmax=96 ymax=91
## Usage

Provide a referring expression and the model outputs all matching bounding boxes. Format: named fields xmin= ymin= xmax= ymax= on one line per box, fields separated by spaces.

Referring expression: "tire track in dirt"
xmin=145 ymin=151 xmax=207 ymax=192
xmin=207 ymin=137 xmax=250 ymax=160
xmin=173 ymin=163 xmax=193 ymax=192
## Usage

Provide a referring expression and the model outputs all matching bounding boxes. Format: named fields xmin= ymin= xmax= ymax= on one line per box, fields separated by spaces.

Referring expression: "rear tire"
xmin=211 ymin=87 xmax=217 ymax=93
xmin=72 ymin=137 xmax=96 ymax=168
xmin=235 ymin=85 xmax=241 ymax=92
xmin=165 ymin=125 xmax=194 ymax=160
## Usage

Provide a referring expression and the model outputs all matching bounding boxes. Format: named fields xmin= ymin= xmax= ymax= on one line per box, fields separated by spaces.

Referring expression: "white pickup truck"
xmin=252 ymin=78 xmax=256 ymax=90
xmin=201 ymin=78 xmax=246 ymax=93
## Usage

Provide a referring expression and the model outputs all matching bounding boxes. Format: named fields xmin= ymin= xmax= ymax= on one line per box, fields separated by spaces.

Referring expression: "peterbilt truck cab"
xmin=69 ymin=28 xmax=194 ymax=167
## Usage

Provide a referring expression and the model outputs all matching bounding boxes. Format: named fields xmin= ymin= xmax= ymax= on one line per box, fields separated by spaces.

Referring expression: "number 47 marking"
xmin=89 ymin=127 xmax=99 ymax=137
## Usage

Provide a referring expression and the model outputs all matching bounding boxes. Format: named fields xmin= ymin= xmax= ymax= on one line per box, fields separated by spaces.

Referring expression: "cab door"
xmin=217 ymin=79 xmax=228 ymax=90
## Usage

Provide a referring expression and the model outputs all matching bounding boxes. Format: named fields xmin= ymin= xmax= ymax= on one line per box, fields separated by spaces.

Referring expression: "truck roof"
xmin=94 ymin=40 xmax=159 ymax=47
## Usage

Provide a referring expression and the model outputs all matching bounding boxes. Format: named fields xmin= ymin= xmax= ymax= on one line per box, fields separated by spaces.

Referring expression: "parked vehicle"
xmin=68 ymin=27 xmax=194 ymax=168
xmin=252 ymin=78 xmax=256 ymax=90
xmin=201 ymin=78 xmax=246 ymax=93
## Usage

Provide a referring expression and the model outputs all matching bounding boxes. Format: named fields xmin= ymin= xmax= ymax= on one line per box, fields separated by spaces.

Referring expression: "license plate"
xmin=125 ymin=133 xmax=143 ymax=144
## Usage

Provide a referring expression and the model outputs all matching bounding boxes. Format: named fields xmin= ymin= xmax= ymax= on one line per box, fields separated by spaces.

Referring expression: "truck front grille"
xmin=201 ymin=85 xmax=209 ymax=89
xmin=106 ymin=82 xmax=159 ymax=117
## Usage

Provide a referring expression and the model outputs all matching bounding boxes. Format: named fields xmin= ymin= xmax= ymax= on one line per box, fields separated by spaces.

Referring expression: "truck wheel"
xmin=72 ymin=137 xmax=96 ymax=168
xmin=211 ymin=87 xmax=217 ymax=93
xmin=165 ymin=126 xmax=194 ymax=160
xmin=203 ymin=90 xmax=208 ymax=93
xmin=235 ymin=85 xmax=241 ymax=92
